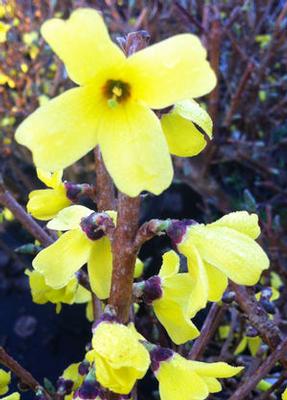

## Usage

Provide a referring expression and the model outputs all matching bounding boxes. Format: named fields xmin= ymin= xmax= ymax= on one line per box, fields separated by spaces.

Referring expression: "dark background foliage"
xmin=0 ymin=1 xmax=287 ymax=399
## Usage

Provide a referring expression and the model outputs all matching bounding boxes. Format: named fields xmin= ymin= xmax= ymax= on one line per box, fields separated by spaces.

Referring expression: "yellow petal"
xmin=33 ymin=228 xmax=91 ymax=288
xmin=158 ymin=250 xmax=180 ymax=278
xmin=202 ymin=377 xmax=222 ymax=393
xmin=189 ymin=360 xmax=243 ymax=378
xmin=41 ymin=8 xmax=125 ymax=85
xmin=134 ymin=258 xmax=144 ymax=279
xmin=174 ymin=99 xmax=213 ymax=138
xmin=36 ymin=169 xmax=63 ymax=188
xmin=153 ymin=298 xmax=199 ymax=344
xmin=27 ymin=187 xmax=71 ymax=221
xmin=209 ymin=211 xmax=261 ymax=239
xmin=178 ymin=242 xmax=209 ymax=317
xmin=127 ymin=34 xmax=216 ymax=109
xmin=99 ymin=101 xmax=172 ymax=197
xmin=47 ymin=205 xmax=93 ymax=231
xmin=0 ymin=370 xmax=10 ymax=395
xmin=1 ymin=393 xmax=20 ymax=400
xmin=187 ymin=225 xmax=269 ymax=285
xmin=74 ymin=285 xmax=91 ymax=304
xmin=15 ymin=87 xmax=99 ymax=172
xmin=248 ymin=336 xmax=262 ymax=356
xmin=204 ymin=262 xmax=228 ymax=302
xmin=88 ymin=237 xmax=112 ymax=300
xmin=282 ymin=387 xmax=287 ymax=400
xmin=234 ymin=337 xmax=248 ymax=355
xmin=161 ymin=110 xmax=207 ymax=157
xmin=156 ymin=354 xmax=209 ymax=400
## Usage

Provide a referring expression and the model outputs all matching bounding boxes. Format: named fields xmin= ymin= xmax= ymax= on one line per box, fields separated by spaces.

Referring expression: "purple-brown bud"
xmin=150 ymin=346 xmax=173 ymax=372
xmin=166 ymin=219 xmax=197 ymax=245
xmin=143 ymin=276 xmax=163 ymax=305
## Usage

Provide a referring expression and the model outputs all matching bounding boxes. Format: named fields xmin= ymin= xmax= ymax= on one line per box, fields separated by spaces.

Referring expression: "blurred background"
xmin=0 ymin=1 xmax=287 ymax=399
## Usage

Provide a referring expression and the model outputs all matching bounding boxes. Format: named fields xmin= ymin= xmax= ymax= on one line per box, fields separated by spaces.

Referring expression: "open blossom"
xmin=169 ymin=211 xmax=270 ymax=317
xmin=26 ymin=269 xmax=91 ymax=313
xmin=142 ymin=250 xmax=199 ymax=344
xmin=32 ymin=205 xmax=114 ymax=299
xmin=151 ymin=348 xmax=243 ymax=400
xmin=87 ymin=321 xmax=150 ymax=394
xmin=0 ymin=21 xmax=10 ymax=43
xmin=27 ymin=169 xmax=71 ymax=220
xmin=15 ymin=8 xmax=216 ymax=197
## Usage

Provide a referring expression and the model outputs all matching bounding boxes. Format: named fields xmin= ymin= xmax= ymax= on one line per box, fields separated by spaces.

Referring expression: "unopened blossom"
xmin=87 ymin=321 xmax=150 ymax=394
xmin=151 ymin=347 xmax=243 ymax=400
xmin=32 ymin=205 xmax=114 ymax=299
xmin=26 ymin=269 xmax=91 ymax=313
xmin=27 ymin=169 xmax=71 ymax=220
xmin=15 ymin=8 xmax=216 ymax=197
xmin=141 ymin=250 xmax=199 ymax=344
xmin=161 ymin=99 xmax=212 ymax=157
xmin=169 ymin=211 xmax=269 ymax=316
xmin=0 ymin=369 xmax=10 ymax=395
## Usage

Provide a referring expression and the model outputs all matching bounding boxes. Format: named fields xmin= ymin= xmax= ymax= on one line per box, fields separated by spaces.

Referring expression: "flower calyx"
xmin=80 ymin=212 xmax=115 ymax=241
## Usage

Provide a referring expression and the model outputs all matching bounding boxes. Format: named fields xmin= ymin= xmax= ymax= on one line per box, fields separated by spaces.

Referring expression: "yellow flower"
xmin=0 ymin=72 xmax=15 ymax=88
xmin=144 ymin=250 xmax=199 ymax=344
xmin=0 ymin=369 xmax=10 ymax=395
xmin=152 ymin=350 xmax=243 ymax=400
xmin=0 ymin=22 xmax=10 ymax=43
xmin=1 ymin=394 xmax=20 ymax=400
xmin=26 ymin=269 xmax=91 ymax=313
xmin=234 ymin=336 xmax=261 ymax=357
xmin=27 ymin=169 xmax=71 ymax=220
xmin=15 ymin=8 xmax=216 ymax=197
xmin=88 ymin=321 xmax=150 ymax=394
xmin=32 ymin=205 xmax=113 ymax=300
xmin=172 ymin=211 xmax=269 ymax=316
xmin=161 ymin=99 xmax=212 ymax=157
xmin=282 ymin=387 xmax=287 ymax=400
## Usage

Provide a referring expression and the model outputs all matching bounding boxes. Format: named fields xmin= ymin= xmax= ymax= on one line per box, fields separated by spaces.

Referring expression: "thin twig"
xmin=228 ymin=337 xmax=287 ymax=400
xmin=0 ymin=346 xmax=51 ymax=399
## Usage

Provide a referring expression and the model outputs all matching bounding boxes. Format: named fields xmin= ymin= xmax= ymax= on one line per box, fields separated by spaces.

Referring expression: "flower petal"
xmin=178 ymin=241 xmax=209 ymax=317
xmin=127 ymin=34 xmax=216 ymax=109
xmin=15 ymin=87 xmax=99 ymax=171
xmin=188 ymin=225 xmax=269 ymax=285
xmin=88 ymin=237 xmax=113 ymax=300
xmin=41 ymin=8 xmax=125 ymax=85
xmin=47 ymin=205 xmax=93 ymax=231
xmin=158 ymin=250 xmax=180 ymax=278
xmin=99 ymin=101 xmax=173 ymax=197
xmin=208 ymin=211 xmax=261 ymax=239
xmin=174 ymin=99 xmax=213 ymax=138
xmin=27 ymin=187 xmax=71 ymax=221
xmin=205 ymin=262 xmax=228 ymax=302
xmin=32 ymin=228 xmax=91 ymax=288
xmin=36 ymin=169 xmax=63 ymax=188
xmin=161 ymin=110 xmax=207 ymax=157
xmin=189 ymin=361 xmax=243 ymax=378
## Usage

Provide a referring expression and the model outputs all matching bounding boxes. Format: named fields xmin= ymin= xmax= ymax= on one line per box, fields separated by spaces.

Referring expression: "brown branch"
xmin=94 ymin=146 xmax=116 ymax=212
xmin=0 ymin=346 xmax=51 ymax=399
xmin=109 ymin=193 xmax=141 ymax=323
xmin=0 ymin=184 xmax=53 ymax=247
xmin=188 ymin=303 xmax=227 ymax=360
xmin=228 ymin=337 xmax=287 ymax=400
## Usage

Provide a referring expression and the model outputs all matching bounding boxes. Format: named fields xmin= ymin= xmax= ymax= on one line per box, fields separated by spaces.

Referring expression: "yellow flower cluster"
xmin=0 ymin=369 xmax=20 ymax=399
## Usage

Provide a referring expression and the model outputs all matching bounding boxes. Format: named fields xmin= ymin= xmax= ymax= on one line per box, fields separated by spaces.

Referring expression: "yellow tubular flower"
xmin=172 ymin=211 xmax=269 ymax=315
xmin=0 ymin=22 xmax=10 ymax=43
xmin=144 ymin=251 xmax=199 ymax=344
xmin=15 ymin=8 xmax=216 ymax=197
xmin=151 ymin=349 xmax=243 ymax=400
xmin=26 ymin=269 xmax=91 ymax=312
xmin=161 ymin=99 xmax=212 ymax=157
xmin=27 ymin=169 xmax=71 ymax=220
xmin=32 ymin=205 xmax=113 ymax=299
xmin=0 ymin=369 xmax=10 ymax=395
xmin=88 ymin=321 xmax=150 ymax=394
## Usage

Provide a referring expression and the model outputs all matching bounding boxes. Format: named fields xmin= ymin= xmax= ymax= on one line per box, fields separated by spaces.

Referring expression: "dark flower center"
xmin=103 ymin=79 xmax=131 ymax=107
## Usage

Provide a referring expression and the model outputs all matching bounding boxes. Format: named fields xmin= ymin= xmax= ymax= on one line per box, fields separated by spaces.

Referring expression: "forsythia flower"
xmin=32 ymin=205 xmax=113 ymax=299
xmin=171 ymin=211 xmax=269 ymax=316
xmin=151 ymin=348 xmax=243 ymax=400
xmin=161 ymin=99 xmax=212 ymax=157
xmin=15 ymin=8 xmax=216 ymax=197
xmin=0 ymin=73 xmax=15 ymax=88
xmin=142 ymin=250 xmax=199 ymax=344
xmin=0 ymin=21 xmax=10 ymax=43
xmin=27 ymin=169 xmax=71 ymax=220
xmin=26 ymin=269 xmax=91 ymax=313
xmin=87 ymin=321 xmax=150 ymax=394
xmin=282 ymin=388 xmax=287 ymax=400
xmin=0 ymin=369 xmax=10 ymax=395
